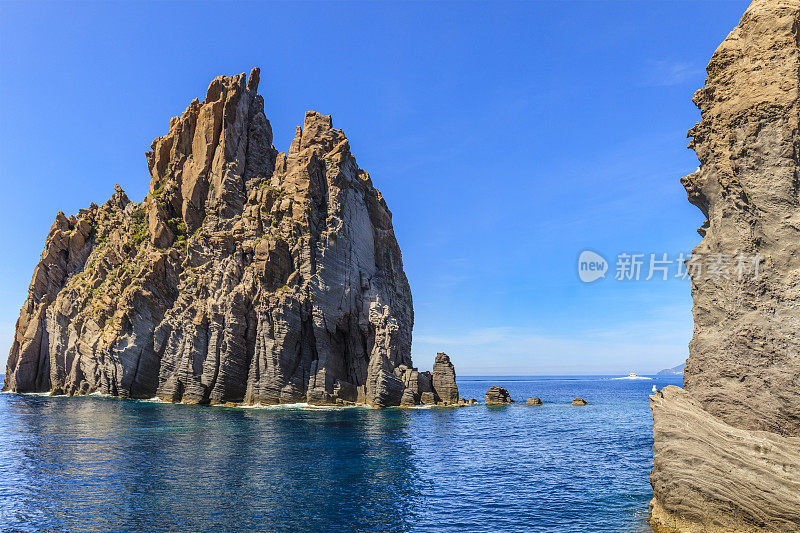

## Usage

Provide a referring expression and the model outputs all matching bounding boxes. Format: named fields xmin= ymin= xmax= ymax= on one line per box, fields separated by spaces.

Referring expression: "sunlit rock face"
xmin=2 ymin=68 xmax=415 ymax=408
xmin=651 ymin=1 xmax=800 ymax=530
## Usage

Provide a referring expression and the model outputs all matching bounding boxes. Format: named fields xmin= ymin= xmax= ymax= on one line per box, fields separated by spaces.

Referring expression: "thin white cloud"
xmin=642 ymin=60 xmax=703 ymax=87
xmin=412 ymin=307 xmax=691 ymax=375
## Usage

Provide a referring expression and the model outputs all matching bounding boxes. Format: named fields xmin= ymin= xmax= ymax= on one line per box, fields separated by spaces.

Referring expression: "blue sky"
xmin=0 ymin=1 xmax=749 ymax=375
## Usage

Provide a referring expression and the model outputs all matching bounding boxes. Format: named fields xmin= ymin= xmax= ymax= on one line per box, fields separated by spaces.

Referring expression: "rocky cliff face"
xmin=651 ymin=1 xmax=800 ymax=530
xmin=2 ymin=69 xmax=420 ymax=408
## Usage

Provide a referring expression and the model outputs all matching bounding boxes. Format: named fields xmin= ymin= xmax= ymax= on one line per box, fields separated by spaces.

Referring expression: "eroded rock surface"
xmin=3 ymin=69 xmax=414 ymax=408
xmin=651 ymin=1 xmax=800 ymax=530
xmin=680 ymin=0 xmax=800 ymax=436
xmin=651 ymin=387 xmax=800 ymax=532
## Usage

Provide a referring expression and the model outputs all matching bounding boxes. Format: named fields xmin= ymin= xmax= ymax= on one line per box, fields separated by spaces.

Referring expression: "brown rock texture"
xmin=485 ymin=386 xmax=512 ymax=405
xmin=651 ymin=1 xmax=800 ymax=530
xmin=651 ymin=387 xmax=800 ymax=532
xmin=570 ymin=397 xmax=587 ymax=406
xmin=680 ymin=0 xmax=800 ymax=436
xmin=2 ymin=69 xmax=415 ymax=408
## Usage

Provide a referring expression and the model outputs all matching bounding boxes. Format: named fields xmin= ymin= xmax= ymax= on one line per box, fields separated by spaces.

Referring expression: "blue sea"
xmin=0 ymin=374 xmax=682 ymax=532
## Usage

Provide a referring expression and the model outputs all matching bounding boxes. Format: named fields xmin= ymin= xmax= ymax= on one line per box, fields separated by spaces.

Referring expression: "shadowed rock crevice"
xmin=3 ymin=68 xmax=414 ymax=408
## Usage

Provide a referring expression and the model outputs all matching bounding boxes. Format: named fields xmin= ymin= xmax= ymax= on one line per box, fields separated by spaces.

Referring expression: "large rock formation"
xmin=651 ymin=1 xmax=800 ymax=530
xmin=2 ymin=69 xmax=416 ymax=408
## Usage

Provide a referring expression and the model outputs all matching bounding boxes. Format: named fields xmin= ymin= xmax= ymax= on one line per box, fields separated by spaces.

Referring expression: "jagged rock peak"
xmin=3 ymin=69 xmax=416 ymax=408
xmin=651 ymin=2 xmax=800 ymax=531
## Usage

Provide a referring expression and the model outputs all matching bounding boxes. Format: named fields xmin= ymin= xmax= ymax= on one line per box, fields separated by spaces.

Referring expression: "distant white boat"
xmin=612 ymin=372 xmax=653 ymax=380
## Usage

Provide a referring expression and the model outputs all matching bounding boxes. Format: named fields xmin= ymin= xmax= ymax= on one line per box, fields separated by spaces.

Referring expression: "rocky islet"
xmin=3 ymin=69 xmax=419 ymax=409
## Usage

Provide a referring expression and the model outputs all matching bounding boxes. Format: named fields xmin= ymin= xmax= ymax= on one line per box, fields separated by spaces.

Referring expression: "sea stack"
xmin=651 ymin=1 xmax=800 ymax=530
xmin=431 ymin=352 xmax=459 ymax=404
xmin=2 ymin=69 xmax=416 ymax=408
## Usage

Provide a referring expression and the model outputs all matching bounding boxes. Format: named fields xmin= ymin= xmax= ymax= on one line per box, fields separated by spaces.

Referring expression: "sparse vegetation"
xmin=128 ymin=209 xmax=148 ymax=248
xmin=259 ymin=182 xmax=286 ymax=197
xmin=167 ymin=217 xmax=188 ymax=240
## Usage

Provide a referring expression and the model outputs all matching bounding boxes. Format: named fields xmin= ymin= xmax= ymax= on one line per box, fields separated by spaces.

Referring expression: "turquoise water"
xmin=0 ymin=374 xmax=682 ymax=532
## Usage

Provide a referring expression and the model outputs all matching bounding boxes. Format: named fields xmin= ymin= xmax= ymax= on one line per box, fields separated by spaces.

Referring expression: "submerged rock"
xmin=526 ymin=397 xmax=542 ymax=406
xmin=2 ymin=69 xmax=414 ymax=409
xmin=485 ymin=386 xmax=512 ymax=405
xmin=652 ymin=1 xmax=800 ymax=530
xmin=570 ymin=397 xmax=587 ymax=406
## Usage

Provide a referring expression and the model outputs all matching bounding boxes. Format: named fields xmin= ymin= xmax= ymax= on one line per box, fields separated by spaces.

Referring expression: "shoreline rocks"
xmin=526 ymin=397 xmax=542 ymax=406
xmin=570 ymin=397 xmax=587 ymax=406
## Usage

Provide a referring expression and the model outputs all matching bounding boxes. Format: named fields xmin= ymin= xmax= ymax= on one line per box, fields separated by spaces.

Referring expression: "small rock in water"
xmin=571 ymin=397 xmax=588 ymax=406
xmin=526 ymin=397 xmax=543 ymax=406
xmin=485 ymin=386 xmax=513 ymax=405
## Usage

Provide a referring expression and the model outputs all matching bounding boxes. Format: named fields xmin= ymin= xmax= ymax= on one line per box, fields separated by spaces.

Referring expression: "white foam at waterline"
xmin=226 ymin=402 xmax=309 ymax=409
xmin=218 ymin=402 xmax=373 ymax=411
xmin=6 ymin=391 xmax=383 ymax=411
xmin=138 ymin=397 xmax=166 ymax=403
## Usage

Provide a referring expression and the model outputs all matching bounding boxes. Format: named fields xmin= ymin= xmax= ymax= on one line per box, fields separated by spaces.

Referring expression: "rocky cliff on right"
xmin=650 ymin=1 xmax=800 ymax=531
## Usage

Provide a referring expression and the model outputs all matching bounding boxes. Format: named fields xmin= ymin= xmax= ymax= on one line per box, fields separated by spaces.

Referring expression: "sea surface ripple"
xmin=0 ymin=374 xmax=682 ymax=532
